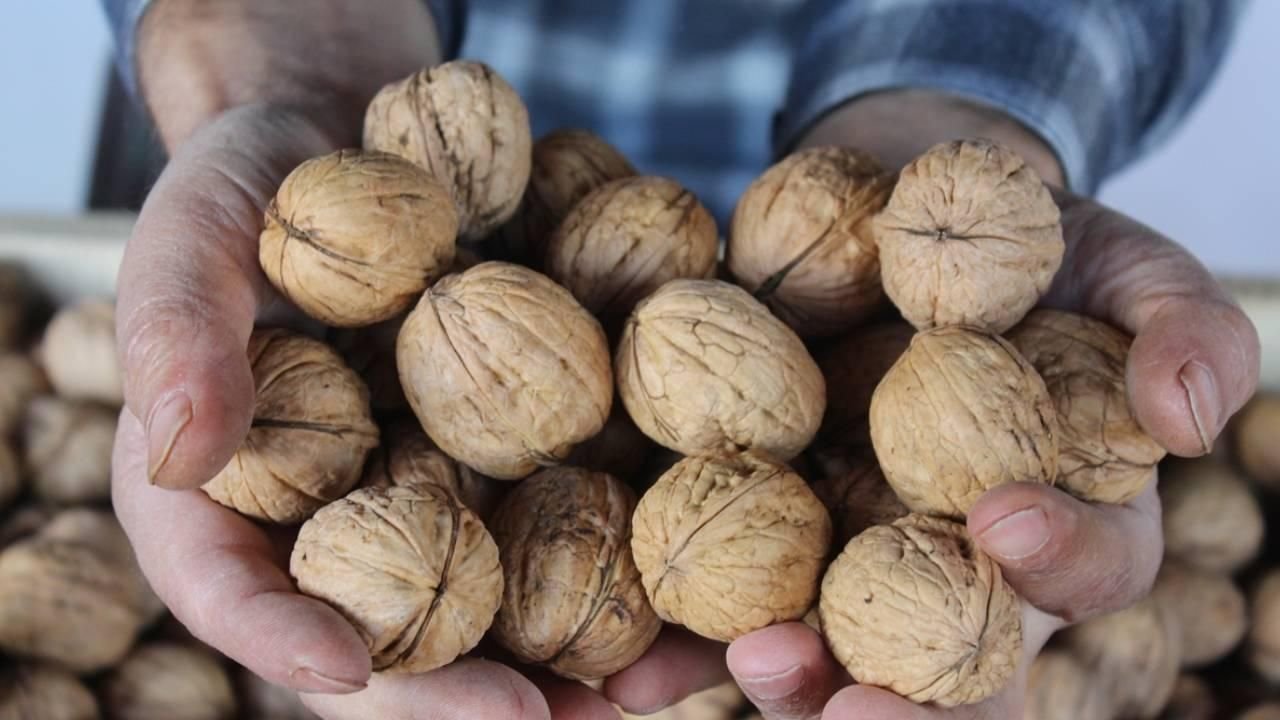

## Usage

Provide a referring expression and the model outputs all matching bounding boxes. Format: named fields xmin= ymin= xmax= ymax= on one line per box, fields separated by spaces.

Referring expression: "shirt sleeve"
xmin=775 ymin=0 xmax=1251 ymax=193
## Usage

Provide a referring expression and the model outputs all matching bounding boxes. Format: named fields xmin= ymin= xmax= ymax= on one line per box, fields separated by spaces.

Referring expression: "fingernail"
xmin=736 ymin=663 xmax=804 ymax=701
xmin=978 ymin=507 xmax=1050 ymax=560
xmin=1179 ymin=360 xmax=1220 ymax=455
xmin=290 ymin=666 xmax=367 ymax=694
xmin=146 ymin=391 xmax=192 ymax=486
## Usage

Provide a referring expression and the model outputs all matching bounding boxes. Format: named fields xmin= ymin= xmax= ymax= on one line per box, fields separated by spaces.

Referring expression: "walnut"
xmin=1024 ymin=649 xmax=1113 ymax=720
xmin=0 ymin=353 xmax=46 ymax=436
xmin=102 ymin=643 xmax=235 ymax=720
xmin=490 ymin=467 xmax=660 ymax=679
xmin=1240 ymin=705 xmax=1280 ymax=720
xmin=874 ymin=139 xmax=1064 ymax=333
xmin=23 ymin=397 xmax=115 ymax=504
xmin=1160 ymin=674 xmax=1217 ymax=720
xmin=811 ymin=456 xmax=908 ymax=549
xmin=0 ymin=663 xmax=99 ymax=720
xmin=1151 ymin=560 xmax=1246 ymax=667
xmin=0 ymin=263 xmax=31 ymax=350
xmin=546 ymin=177 xmax=718 ymax=330
xmin=362 ymin=420 xmax=507 ymax=522
xmin=618 ymin=682 xmax=745 ymax=720
xmin=727 ymin=146 xmax=893 ymax=337
xmin=631 ymin=454 xmax=830 ymax=642
xmin=1060 ymin=595 xmax=1181 ymax=719
xmin=202 ymin=329 xmax=379 ymax=524
xmin=291 ymin=484 xmax=502 ymax=673
xmin=40 ymin=508 xmax=166 ymax=625
xmin=1247 ymin=570 xmax=1280 ymax=683
xmin=813 ymin=322 xmax=913 ymax=457
xmin=869 ymin=326 xmax=1059 ymax=518
xmin=819 ymin=514 xmax=1021 ymax=707
xmin=259 ymin=149 xmax=458 ymax=327
xmin=364 ymin=61 xmax=532 ymax=241
xmin=565 ymin=408 xmax=655 ymax=485
xmin=37 ymin=299 xmax=122 ymax=405
xmin=1008 ymin=309 xmax=1165 ymax=503
xmin=238 ymin=669 xmax=317 ymax=720
xmin=397 ymin=262 xmax=612 ymax=479
xmin=1161 ymin=459 xmax=1263 ymax=574
xmin=1236 ymin=393 xmax=1280 ymax=489
xmin=616 ymin=279 xmax=826 ymax=461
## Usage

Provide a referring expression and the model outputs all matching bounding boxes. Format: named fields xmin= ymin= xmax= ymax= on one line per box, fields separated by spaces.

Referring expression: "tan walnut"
xmin=364 ymin=60 xmax=532 ymax=241
xmin=874 ymin=139 xmax=1064 ymax=333
xmin=291 ymin=484 xmax=503 ymax=673
xmin=24 ymin=397 xmax=116 ymax=504
xmin=813 ymin=321 xmax=913 ymax=458
xmin=362 ymin=420 xmax=507 ymax=522
xmin=1024 ymin=649 xmax=1114 ymax=720
xmin=397 ymin=261 xmax=613 ymax=480
xmin=0 ymin=353 xmax=46 ymax=436
xmin=727 ymin=146 xmax=893 ymax=337
xmin=631 ymin=454 xmax=831 ymax=642
xmin=0 ymin=663 xmax=99 ymax=720
xmin=1060 ymin=595 xmax=1181 ymax=719
xmin=202 ymin=329 xmax=379 ymax=524
xmin=259 ymin=149 xmax=458 ymax=327
xmin=102 ymin=643 xmax=236 ymax=720
xmin=38 ymin=299 xmax=122 ymax=405
xmin=1235 ymin=392 xmax=1280 ymax=489
xmin=811 ymin=456 xmax=908 ymax=549
xmin=616 ymin=279 xmax=826 ymax=461
xmin=869 ymin=326 xmax=1059 ymax=518
xmin=490 ymin=467 xmax=661 ymax=679
xmin=819 ymin=514 xmax=1021 ymax=707
xmin=1161 ymin=458 xmax=1263 ymax=574
xmin=1248 ymin=569 xmax=1280 ymax=684
xmin=40 ymin=508 xmax=166 ymax=626
xmin=1151 ymin=560 xmax=1246 ymax=668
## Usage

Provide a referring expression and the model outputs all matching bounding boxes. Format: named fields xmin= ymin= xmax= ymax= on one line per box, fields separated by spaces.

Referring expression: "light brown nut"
xmin=1024 ymin=649 xmax=1114 ymax=720
xmin=874 ymin=139 xmax=1064 ymax=333
xmin=490 ymin=467 xmax=660 ymax=679
xmin=727 ymin=146 xmax=893 ymax=337
xmin=364 ymin=61 xmax=532 ymax=241
xmin=23 ymin=397 xmax=115 ymax=504
xmin=258 ymin=150 xmax=458 ymax=328
xmin=1151 ymin=560 xmax=1246 ymax=667
xmin=0 ymin=353 xmax=46 ymax=436
xmin=362 ymin=420 xmax=507 ymax=522
xmin=37 ymin=299 xmax=122 ymax=405
xmin=237 ymin=669 xmax=317 ymax=720
xmin=291 ymin=484 xmax=502 ymax=673
xmin=0 ymin=663 xmax=99 ymax=720
xmin=102 ymin=643 xmax=235 ymax=720
xmin=1008 ymin=309 xmax=1165 ymax=503
xmin=1060 ymin=595 xmax=1182 ymax=718
xmin=202 ymin=329 xmax=379 ymax=525
xmin=616 ymin=279 xmax=825 ymax=461
xmin=397 ymin=261 xmax=613 ymax=480
xmin=1240 ymin=705 xmax=1280 ymax=720
xmin=1160 ymin=674 xmax=1216 ymax=720
xmin=41 ymin=508 xmax=166 ymax=626
xmin=1247 ymin=570 xmax=1280 ymax=683
xmin=566 ymin=408 xmax=656 ymax=485
xmin=631 ymin=455 xmax=831 ymax=642
xmin=814 ymin=322 xmax=913 ymax=457
xmin=618 ymin=682 xmax=745 ymax=720
xmin=1236 ymin=392 xmax=1280 ymax=489
xmin=869 ymin=326 xmax=1059 ymax=518
xmin=819 ymin=514 xmax=1020 ymax=707
xmin=1161 ymin=459 xmax=1263 ymax=574
xmin=811 ymin=456 xmax=908 ymax=549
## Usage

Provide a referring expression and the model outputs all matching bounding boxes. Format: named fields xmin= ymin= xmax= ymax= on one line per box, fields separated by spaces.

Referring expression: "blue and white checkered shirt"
xmin=103 ymin=0 xmax=1246 ymax=223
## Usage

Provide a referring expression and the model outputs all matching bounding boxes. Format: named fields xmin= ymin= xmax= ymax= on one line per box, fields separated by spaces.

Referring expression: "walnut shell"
xmin=1024 ymin=649 xmax=1113 ymax=720
xmin=870 ymin=326 xmax=1059 ymax=518
xmin=362 ymin=420 xmax=507 ymax=522
xmin=1247 ymin=570 xmax=1280 ymax=683
xmin=631 ymin=454 xmax=831 ymax=642
xmin=0 ymin=663 xmax=99 ymax=720
xmin=565 ymin=408 xmax=655 ymax=485
xmin=397 ymin=261 xmax=612 ymax=479
xmin=1161 ymin=459 xmax=1263 ymax=574
xmin=1236 ymin=393 xmax=1280 ymax=489
xmin=814 ymin=322 xmax=913 ymax=456
xmin=0 ymin=353 xmax=46 ymax=436
xmin=237 ymin=669 xmax=317 ymax=720
xmin=618 ymin=682 xmax=745 ymax=720
xmin=819 ymin=513 xmax=1021 ymax=707
xmin=811 ymin=456 xmax=908 ymax=549
xmin=490 ymin=467 xmax=661 ymax=679
xmin=38 ymin=299 xmax=122 ymax=405
xmin=364 ymin=61 xmax=532 ymax=241
xmin=291 ymin=484 xmax=502 ymax=673
xmin=202 ymin=329 xmax=379 ymax=524
xmin=1160 ymin=674 xmax=1217 ymax=720
xmin=23 ymin=397 xmax=115 ymax=504
xmin=102 ymin=643 xmax=235 ymax=720
xmin=41 ymin=508 xmax=166 ymax=625
xmin=1008 ymin=309 xmax=1165 ymax=503
xmin=259 ymin=149 xmax=458 ymax=327
xmin=616 ymin=279 xmax=826 ymax=461
xmin=1060 ymin=595 xmax=1181 ymax=718
xmin=874 ymin=139 xmax=1064 ymax=332
xmin=727 ymin=146 xmax=893 ymax=337
xmin=1151 ymin=560 xmax=1246 ymax=667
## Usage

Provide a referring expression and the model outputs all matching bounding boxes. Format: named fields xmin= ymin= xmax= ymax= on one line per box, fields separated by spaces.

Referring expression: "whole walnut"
xmin=397 ymin=262 xmax=612 ymax=479
xmin=0 ymin=263 xmax=30 ymax=350
xmin=631 ymin=454 xmax=831 ymax=642
xmin=813 ymin=322 xmax=913 ymax=458
xmin=102 ymin=643 xmax=235 ymax=720
xmin=1151 ymin=560 xmax=1246 ymax=667
xmin=38 ymin=299 xmax=122 ymax=405
xmin=1008 ymin=309 xmax=1165 ymax=503
xmin=0 ymin=353 xmax=46 ymax=436
xmin=819 ymin=514 xmax=1021 ymax=707
xmin=811 ymin=457 xmax=908 ymax=549
xmin=238 ymin=669 xmax=317 ymax=720
xmin=1161 ymin=459 xmax=1263 ymax=574
xmin=1160 ymin=674 xmax=1217 ymax=720
xmin=23 ymin=397 xmax=115 ymax=504
xmin=363 ymin=420 xmax=507 ymax=522
xmin=40 ymin=508 xmax=166 ymax=626
xmin=291 ymin=484 xmax=502 ymax=673
xmin=259 ymin=149 xmax=458 ymax=327
xmin=1240 ymin=705 xmax=1280 ymax=720
xmin=364 ymin=61 xmax=532 ymax=241
xmin=490 ymin=467 xmax=661 ymax=679
xmin=1236 ymin=393 xmax=1280 ymax=489
xmin=0 ymin=444 xmax=18 ymax=513
xmin=203 ymin=329 xmax=379 ymax=524
xmin=616 ymin=279 xmax=826 ymax=461
xmin=870 ymin=326 xmax=1059 ymax=518
xmin=618 ymin=682 xmax=745 ymax=720
xmin=0 ymin=663 xmax=99 ymax=720
xmin=727 ymin=146 xmax=893 ymax=337
xmin=874 ymin=139 xmax=1064 ymax=333
xmin=1024 ymin=649 xmax=1113 ymax=720
xmin=1247 ymin=570 xmax=1280 ymax=683
xmin=565 ymin=408 xmax=656 ymax=485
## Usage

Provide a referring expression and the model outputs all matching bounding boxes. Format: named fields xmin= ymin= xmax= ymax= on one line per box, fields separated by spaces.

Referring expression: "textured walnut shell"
xmin=566 ymin=408 xmax=655 ymax=485
xmin=291 ymin=484 xmax=502 ymax=673
xmin=870 ymin=326 xmax=1059 ymax=518
xmin=397 ymin=261 xmax=612 ymax=479
xmin=1160 ymin=674 xmax=1216 ymax=720
xmin=547 ymin=176 xmax=718 ymax=328
xmin=819 ymin=514 xmax=1021 ymax=707
xmin=1008 ymin=309 xmax=1165 ymax=503
xmin=0 ymin=353 xmax=46 ymax=436
xmin=1152 ymin=560 xmax=1245 ymax=667
xmin=1161 ymin=459 xmax=1263 ymax=574
xmin=102 ymin=643 xmax=236 ymax=720
xmin=616 ymin=279 xmax=825 ymax=461
xmin=202 ymin=329 xmax=379 ymax=524
xmin=1236 ymin=393 xmax=1280 ymax=489
xmin=238 ymin=669 xmax=317 ymax=720
xmin=362 ymin=420 xmax=507 ymax=522
xmin=259 ymin=150 xmax=458 ymax=327
xmin=727 ymin=146 xmax=893 ymax=337
xmin=1024 ymin=649 xmax=1113 ymax=720
xmin=874 ymin=139 xmax=1064 ymax=332
xmin=490 ymin=467 xmax=660 ymax=679
xmin=0 ymin=664 xmax=99 ymax=720
xmin=23 ymin=397 xmax=115 ymax=504
xmin=631 ymin=455 xmax=831 ymax=642
xmin=814 ymin=322 xmax=913 ymax=456
xmin=811 ymin=457 xmax=908 ymax=549
xmin=618 ymin=682 xmax=745 ymax=720
xmin=38 ymin=299 xmax=122 ymax=405
xmin=1061 ymin=595 xmax=1181 ymax=718
xmin=364 ymin=61 xmax=532 ymax=241
xmin=1248 ymin=570 xmax=1280 ymax=683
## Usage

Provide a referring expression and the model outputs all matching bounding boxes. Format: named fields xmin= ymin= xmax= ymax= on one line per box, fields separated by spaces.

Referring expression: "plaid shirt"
xmin=103 ymin=0 xmax=1245 ymax=222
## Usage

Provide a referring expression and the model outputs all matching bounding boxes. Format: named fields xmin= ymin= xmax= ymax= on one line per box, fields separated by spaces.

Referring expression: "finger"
xmin=531 ymin=673 xmax=622 ymax=720
xmin=727 ymin=623 xmax=844 ymax=719
xmin=967 ymin=480 xmax=1162 ymax=623
xmin=604 ymin=627 xmax=730 ymax=714
xmin=112 ymin=410 xmax=371 ymax=692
